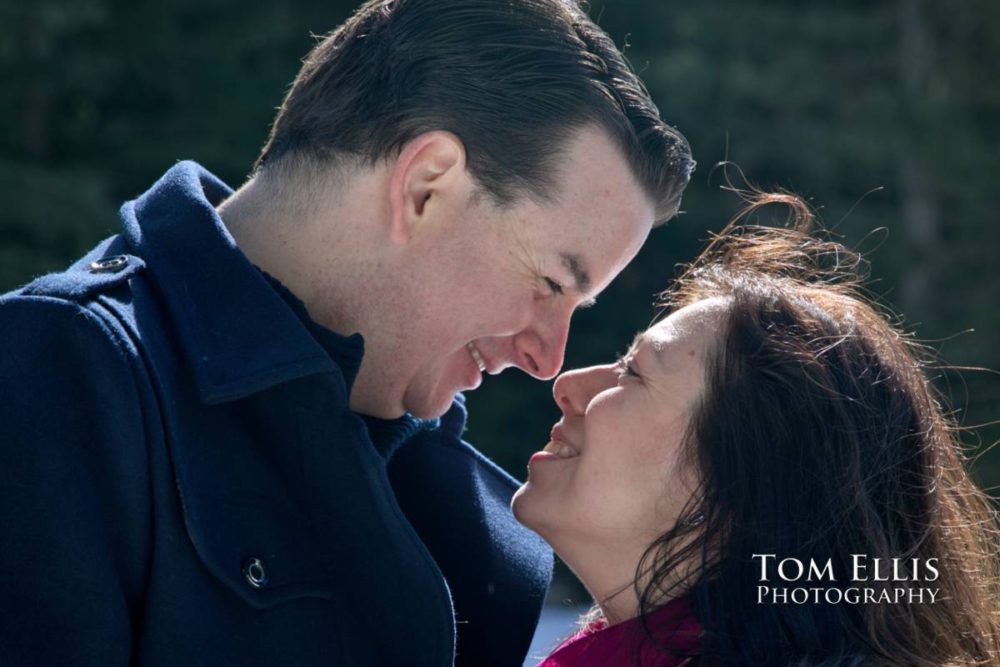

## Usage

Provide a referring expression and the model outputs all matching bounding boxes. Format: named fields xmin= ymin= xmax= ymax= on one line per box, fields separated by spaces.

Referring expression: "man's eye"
xmin=544 ymin=277 xmax=564 ymax=295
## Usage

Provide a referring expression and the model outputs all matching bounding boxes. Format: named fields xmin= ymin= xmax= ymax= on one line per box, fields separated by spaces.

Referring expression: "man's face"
xmin=342 ymin=124 xmax=654 ymax=418
xmin=368 ymin=126 xmax=655 ymax=419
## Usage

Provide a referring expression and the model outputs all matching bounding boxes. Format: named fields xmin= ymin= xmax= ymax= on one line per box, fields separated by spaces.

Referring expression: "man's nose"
xmin=553 ymin=364 xmax=618 ymax=415
xmin=512 ymin=306 xmax=572 ymax=380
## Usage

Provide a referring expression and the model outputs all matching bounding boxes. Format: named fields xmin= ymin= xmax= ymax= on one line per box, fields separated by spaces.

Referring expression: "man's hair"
xmin=256 ymin=0 xmax=694 ymax=223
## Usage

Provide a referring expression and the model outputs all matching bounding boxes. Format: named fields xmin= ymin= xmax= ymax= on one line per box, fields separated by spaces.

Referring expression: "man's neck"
xmin=216 ymin=171 xmax=378 ymax=338
xmin=215 ymin=168 xmax=413 ymax=418
xmin=219 ymin=180 xmax=307 ymax=302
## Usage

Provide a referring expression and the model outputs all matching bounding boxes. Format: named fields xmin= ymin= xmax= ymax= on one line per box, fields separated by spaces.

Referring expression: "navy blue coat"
xmin=0 ymin=161 xmax=553 ymax=666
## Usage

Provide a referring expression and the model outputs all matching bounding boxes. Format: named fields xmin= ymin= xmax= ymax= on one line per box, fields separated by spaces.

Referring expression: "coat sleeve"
xmin=0 ymin=295 xmax=151 ymax=665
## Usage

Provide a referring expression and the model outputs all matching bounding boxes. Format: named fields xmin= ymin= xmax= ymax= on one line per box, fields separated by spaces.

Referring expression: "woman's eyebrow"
xmin=626 ymin=331 xmax=646 ymax=359
xmin=627 ymin=331 xmax=668 ymax=367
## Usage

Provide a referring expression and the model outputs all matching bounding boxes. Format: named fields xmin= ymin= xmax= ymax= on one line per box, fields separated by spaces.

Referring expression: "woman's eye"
xmin=615 ymin=357 xmax=640 ymax=380
xmin=543 ymin=277 xmax=564 ymax=296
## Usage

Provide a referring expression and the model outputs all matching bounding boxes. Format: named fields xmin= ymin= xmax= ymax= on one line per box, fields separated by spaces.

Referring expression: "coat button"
xmin=242 ymin=557 xmax=268 ymax=589
xmin=89 ymin=255 xmax=129 ymax=273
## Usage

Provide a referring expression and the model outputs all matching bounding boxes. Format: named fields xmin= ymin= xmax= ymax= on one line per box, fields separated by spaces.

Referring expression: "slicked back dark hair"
xmin=256 ymin=0 xmax=694 ymax=222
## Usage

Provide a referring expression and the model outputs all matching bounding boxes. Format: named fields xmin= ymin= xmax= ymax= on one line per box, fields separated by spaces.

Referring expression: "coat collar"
xmin=119 ymin=160 xmax=363 ymax=405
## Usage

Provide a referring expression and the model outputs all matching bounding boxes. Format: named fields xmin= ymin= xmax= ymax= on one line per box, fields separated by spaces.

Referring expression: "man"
xmin=0 ymin=0 xmax=692 ymax=665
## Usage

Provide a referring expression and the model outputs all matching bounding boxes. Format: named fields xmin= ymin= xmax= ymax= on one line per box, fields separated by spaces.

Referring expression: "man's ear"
xmin=387 ymin=131 xmax=467 ymax=245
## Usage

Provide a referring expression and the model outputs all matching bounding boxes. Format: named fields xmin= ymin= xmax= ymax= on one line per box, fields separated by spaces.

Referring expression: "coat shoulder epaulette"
xmin=18 ymin=250 xmax=146 ymax=303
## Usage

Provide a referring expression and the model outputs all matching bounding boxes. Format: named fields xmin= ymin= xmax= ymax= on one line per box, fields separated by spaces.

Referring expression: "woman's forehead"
xmin=648 ymin=297 xmax=731 ymax=344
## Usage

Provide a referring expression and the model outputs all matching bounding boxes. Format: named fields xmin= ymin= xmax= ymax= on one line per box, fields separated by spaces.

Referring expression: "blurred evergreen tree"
xmin=0 ymin=0 xmax=358 ymax=282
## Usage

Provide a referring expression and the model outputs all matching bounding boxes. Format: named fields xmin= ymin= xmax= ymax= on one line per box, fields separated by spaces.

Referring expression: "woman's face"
xmin=512 ymin=298 xmax=727 ymax=556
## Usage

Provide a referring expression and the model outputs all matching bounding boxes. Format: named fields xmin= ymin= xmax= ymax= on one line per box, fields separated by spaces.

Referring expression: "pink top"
xmin=535 ymin=594 xmax=702 ymax=667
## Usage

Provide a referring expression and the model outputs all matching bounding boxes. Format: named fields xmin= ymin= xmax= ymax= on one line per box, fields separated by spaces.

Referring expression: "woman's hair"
xmin=632 ymin=193 xmax=1000 ymax=665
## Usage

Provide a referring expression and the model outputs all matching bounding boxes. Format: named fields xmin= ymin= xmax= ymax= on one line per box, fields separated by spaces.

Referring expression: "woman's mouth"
xmin=529 ymin=436 xmax=580 ymax=465
xmin=541 ymin=440 xmax=579 ymax=458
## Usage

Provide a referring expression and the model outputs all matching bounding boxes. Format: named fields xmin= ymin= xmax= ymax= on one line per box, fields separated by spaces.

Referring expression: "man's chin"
xmin=404 ymin=385 xmax=470 ymax=420
xmin=406 ymin=397 xmax=454 ymax=420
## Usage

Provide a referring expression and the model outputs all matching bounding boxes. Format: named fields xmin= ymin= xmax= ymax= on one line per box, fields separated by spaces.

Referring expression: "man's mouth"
xmin=466 ymin=342 xmax=487 ymax=373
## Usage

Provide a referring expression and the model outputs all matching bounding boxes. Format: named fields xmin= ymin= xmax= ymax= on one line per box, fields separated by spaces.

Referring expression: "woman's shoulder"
xmin=795 ymin=657 xmax=883 ymax=667
xmin=689 ymin=655 xmax=879 ymax=667
xmin=536 ymin=594 xmax=703 ymax=667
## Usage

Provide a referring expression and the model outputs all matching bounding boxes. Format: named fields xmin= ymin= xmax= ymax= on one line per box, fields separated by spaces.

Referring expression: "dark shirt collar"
xmin=119 ymin=160 xmax=361 ymax=404
xmin=258 ymin=268 xmax=438 ymax=459
xmin=257 ymin=268 xmax=365 ymax=390
xmin=360 ymin=413 xmax=436 ymax=460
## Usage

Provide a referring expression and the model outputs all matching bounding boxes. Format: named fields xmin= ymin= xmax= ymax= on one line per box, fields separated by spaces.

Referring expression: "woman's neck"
xmin=557 ymin=535 xmax=699 ymax=626
xmin=555 ymin=537 xmax=646 ymax=625
xmin=596 ymin=584 xmax=641 ymax=626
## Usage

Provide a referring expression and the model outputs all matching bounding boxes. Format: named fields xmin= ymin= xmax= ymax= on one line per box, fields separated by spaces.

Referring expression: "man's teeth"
xmin=467 ymin=343 xmax=487 ymax=372
xmin=542 ymin=440 xmax=579 ymax=459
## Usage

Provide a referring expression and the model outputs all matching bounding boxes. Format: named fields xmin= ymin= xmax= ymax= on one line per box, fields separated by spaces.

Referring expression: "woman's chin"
xmin=511 ymin=483 xmax=550 ymax=537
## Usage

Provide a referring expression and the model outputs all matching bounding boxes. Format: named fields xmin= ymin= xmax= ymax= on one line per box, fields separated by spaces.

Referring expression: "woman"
xmin=512 ymin=194 xmax=1000 ymax=666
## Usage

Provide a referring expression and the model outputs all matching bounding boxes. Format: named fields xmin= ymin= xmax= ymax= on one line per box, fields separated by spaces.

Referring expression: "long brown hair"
xmin=634 ymin=193 xmax=1000 ymax=665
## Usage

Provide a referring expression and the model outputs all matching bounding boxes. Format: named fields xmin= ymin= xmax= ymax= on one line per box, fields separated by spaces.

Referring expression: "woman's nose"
xmin=553 ymin=364 xmax=618 ymax=416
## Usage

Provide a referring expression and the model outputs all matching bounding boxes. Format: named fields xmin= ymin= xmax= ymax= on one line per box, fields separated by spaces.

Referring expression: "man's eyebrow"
xmin=560 ymin=252 xmax=592 ymax=295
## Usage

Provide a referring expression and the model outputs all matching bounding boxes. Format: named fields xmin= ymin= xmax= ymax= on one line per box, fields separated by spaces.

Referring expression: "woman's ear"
xmin=387 ymin=131 xmax=468 ymax=245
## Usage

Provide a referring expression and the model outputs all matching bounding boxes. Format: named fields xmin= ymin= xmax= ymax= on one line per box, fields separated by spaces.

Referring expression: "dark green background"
xmin=3 ymin=0 xmax=997 ymax=577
